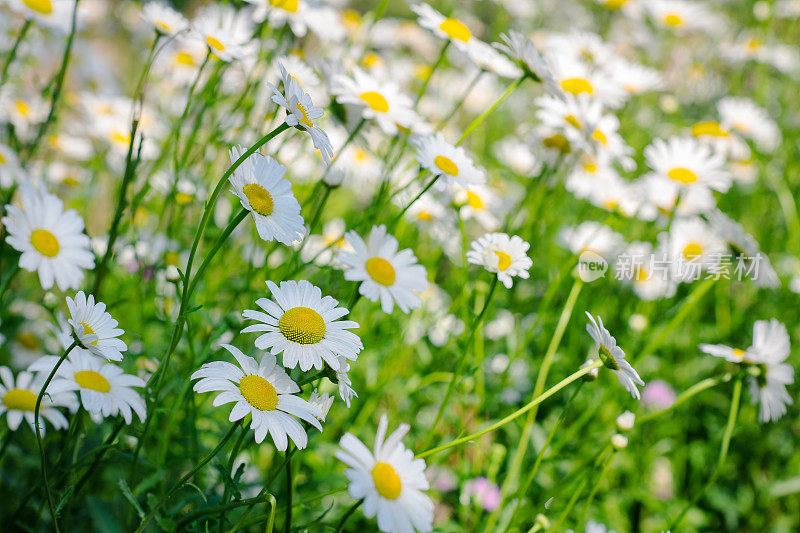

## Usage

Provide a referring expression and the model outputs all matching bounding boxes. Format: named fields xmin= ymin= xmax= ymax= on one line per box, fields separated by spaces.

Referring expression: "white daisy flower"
xmin=335 ymin=414 xmax=434 ymax=533
xmin=242 ymin=280 xmax=363 ymax=372
xmin=251 ymin=0 xmax=345 ymax=41
xmin=660 ymin=217 xmax=726 ymax=282
xmin=337 ymin=225 xmax=429 ymax=314
xmin=747 ymin=319 xmax=794 ymax=423
xmin=706 ymin=209 xmax=779 ymax=288
xmin=0 ymin=142 xmax=24 ymax=188
xmin=228 ymin=146 xmax=305 ymax=245
xmin=558 ymin=221 xmax=626 ymax=260
xmin=334 ymin=355 xmax=358 ymax=407
xmin=644 ymin=136 xmax=731 ymax=194
xmin=608 ymin=58 xmax=663 ymax=95
xmin=495 ymin=31 xmax=560 ymax=95
xmin=545 ymin=51 xmax=627 ymax=109
xmin=645 ymin=0 xmax=723 ymax=33
xmin=5 ymin=0 xmax=79 ymax=33
xmin=717 ymin=97 xmax=781 ymax=152
xmin=192 ymin=4 xmax=255 ymax=62
xmin=191 ymin=344 xmax=322 ymax=450
xmin=66 ymin=291 xmax=127 ymax=362
xmin=332 ymin=69 xmax=418 ymax=135
xmin=411 ymin=133 xmax=485 ymax=189
xmin=142 ymin=1 xmax=189 ymax=36
xmin=0 ymin=366 xmax=77 ymax=436
xmin=2 ymin=188 xmax=95 ymax=291
xmin=28 ymin=350 xmax=145 ymax=424
xmin=308 ymin=389 xmax=334 ymax=422
xmin=585 ymin=312 xmax=644 ymax=399
xmin=268 ymin=63 xmax=334 ymax=164
xmin=466 ymin=233 xmax=532 ymax=289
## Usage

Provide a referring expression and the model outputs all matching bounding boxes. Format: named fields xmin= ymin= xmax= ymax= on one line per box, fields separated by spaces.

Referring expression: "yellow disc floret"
xmin=359 ymin=91 xmax=390 ymax=113
xmin=30 ymin=229 xmax=60 ymax=257
xmin=371 ymin=462 xmax=402 ymax=499
xmin=238 ymin=375 xmax=279 ymax=411
xmin=438 ymin=18 xmax=471 ymax=42
xmin=279 ymin=307 xmax=326 ymax=344
xmin=74 ymin=370 xmax=111 ymax=393
xmin=243 ymin=183 xmax=275 ymax=217
xmin=434 ymin=155 xmax=459 ymax=176
xmin=366 ymin=257 xmax=396 ymax=286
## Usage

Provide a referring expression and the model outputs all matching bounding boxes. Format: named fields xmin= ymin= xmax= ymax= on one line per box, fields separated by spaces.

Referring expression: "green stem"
xmin=34 ymin=340 xmax=78 ymax=533
xmin=336 ymin=500 xmax=363 ymax=532
xmin=576 ymin=451 xmax=616 ymax=530
xmin=417 ymin=361 xmax=602 ymax=459
xmin=415 ymin=41 xmax=449 ymax=107
xmin=456 ymin=75 xmax=526 ymax=146
xmin=639 ymin=373 xmax=731 ymax=423
xmin=134 ymin=422 xmax=239 ymax=533
xmin=283 ymin=448 xmax=292 ymax=533
xmin=0 ymin=19 xmax=31 ymax=84
xmin=436 ymin=69 xmax=484 ymax=130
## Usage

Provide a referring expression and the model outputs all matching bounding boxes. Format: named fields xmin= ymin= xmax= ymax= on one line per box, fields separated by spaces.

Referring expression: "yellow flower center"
xmin=16 ymin=332 xmax=39 ymax=350
xmin=22 ymin=0 xmax=52 ymax=14
xmin=155 ymin=21 xmax=173 ymax=33
xmin=238 ymin=375 xmax=278 ymax=410
xmin=279 ymin=307 xmax=326 ymax=344
xmin=359 ymin=91 xmax=390 ymax=113
xmin=564 ymin=114 xmax=582 ymax=129
xmin=206 ymin=36 xmax=226 ymax=52
xmin=79 ymin=322 xmax=99 ymax=345
xmin=295 ymin=102 xmax=315 ymax=128
xmin=30 ymin=229 xmax=60 ymax=257
xmin=560 ymin=78 xmax=594 ymax=95
xmin=604 ymin=199 xmax=618 ymax=209
xmin=74 ymin=370 xmax=110 ymax=393
xmin=682 ymin=242 xmax=703 ymax=259
xmin=583 ymin=162 xmax=598 ymax=173
xmin=270 ymin=0 xmax=299 ymax=13
xmin=591 ymin=129 xmax=608 ymax=145
xmin=691 ymin=121 xmax=729 ymax=138
xmin=362 ymin=52 xmax=380 ymax=68
xmin=176 ymin=192 xmax=193 ymax=205
xmin=543 ymin=134 xmax=571 ymax=153
xmin=15 ymin=99 xmax=31 ymax=117
xmin=434 ymin=155 xmax=459 ymax=176
xmin=438 ymin=18 xmax=472 ymax=42
xmin=603 ymin=0 xmax=628 ymax=9
xmin=495 ymin=251 xmax=512 ymax=271
xmin=417 ymin=210 xmax=433 ymax=221
xmin=175 ymin=52 xmax=196 ymax=66
xmin=746 ymin=39 xmax=763 ymax=52
xmin=733 ymin=348 xmax=746 ymax=359
xmin=663 ymin=13 xmax=683 ymax=26
xmin=2 ymin=388 xmax=38 ymax=411
xmin=667 ymin=167 xmax=698 ymax=184
xmin=635 ymin=266 xmax=648 ymax=281
xmin=0 ymin=152 xmax=6 ymax=164
xmin=365 ymin=257 xmax=396 ymax=286
xmin=466 ymin=191 xmax=483 ymax=209
xmin=243 ymin=183 xmax=275 ymax=216
xmin=371 ymin=462 xmax=402 ymax=499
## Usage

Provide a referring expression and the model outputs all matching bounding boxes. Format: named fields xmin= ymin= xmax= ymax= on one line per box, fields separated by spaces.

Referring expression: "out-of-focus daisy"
xmin=644 ymin=136 xmax=731 ymax=193
xmin=0 ymin=89 xmax=48 ymax=140
xmin=29 ymin=349 xmax=145 ymax=424
xmin=2 ymin=188 xmax=95 ymax=291
xmin=585 ymin=312 xmax=644 ymax=399
xmin=192 ymin=4 xmax=255 ymax=62
xmin=6 ymin=0 xmax=79 ymax=33
xmin=250 ymin=0 xmax=345 ymax=41
xmin=336 ymin=414 xmax=433 ymax=533
xmin=706 ymin=210 xmax=779 ymax=288
xmin=0 ymin=142 xmax=24 ymax=188
xmin=747 ymin=319 xmax=793 ymax=422
xmin=718 ymin=97 xmax=781 ymax=152
xmin=191 ymin=344 xmax=322 ymax=449
xmin=411 ymin=133 xmax=485 ymax=189
xmin=242 ymin=280 xmax=362 ymax=372
xmin=0 ymin=366 xmax=77 ymax=435
xmin=455 ymin=184 xmax=506 ymax=231
xmin=466 ymin=233 xmax=532 ymax=288
xmin=608 ymin=58 xmax=663 ymax=95
xmin=661 ymin=217 xmax=726 ymax=281
xmin=333 ymin=69 xmax=418 ymax=135
xmin=142 ymin=1 xmax=189 ymax=36
xmin=495 ymin=31 xmax=560 ymax=95
xmin=645 ymin=0 xmax=722 ymax=33
xmin=66 ymin=291 xmax=127 ymax=361
xmin=337 ymin=225 xmax=428 ymax=314
xmin=558 ymin=221 xmax=625 ymax=260
xmin=268 ymin=63 xmax=333 ymax=163
xmin=228 ymin=146 xmax=305 ymax=245
xmin=546 ymin=52 xmax=627 ymax=108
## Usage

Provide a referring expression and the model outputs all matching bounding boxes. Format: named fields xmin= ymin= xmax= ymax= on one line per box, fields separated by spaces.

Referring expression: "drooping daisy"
xmin=747 ymin=319 xmax=794 ymax=422
xmin=717 ymin=97 xmax=781 ymax=152
xmin=334 ymin=355 xmax=357 ymax=407
xmin=242 ymin=280 xmax=362 ymax=372
xmin=192 ymin=4 xmax=255 ymax=62
xmin=191 ymin=344 xmax=322 ymax=449
xmin=0 ymin=366 xmax=77 ymax=435
xmin=644 ymin=136 xmax=731 ymax=194
xmin=2 ymin=188 xmax=95 ymax=291
xmin=494 ymin=31 xmax=560 ymax=96
xmin=706 ymin=210 xmax=779 ymax=288
xmin=142 ymin=1 xmax=189 ymax=36
xmin=466 ymin=233 xmax=532 ymax=289
xmin=332 ymin=69 xmax=418 ymax=135
xmin=337 ymin=225 xmax=429 ymax=314
xmin=585 ymin=312 xmax=644 ymax=399
xmin=336 ymin=414 xmax=434 ymax=533
xmin=228 ymin=146 xmax=305 ymax=245
xmin=268 ymin=63 xmax=333 ymax=163
xmin=65 ymin=291 xmax=127 ymax=361
xmin=28 ymin=350 xmax=145 ymax=424
xmin=411 ymin=133 xmax=485 ymax=189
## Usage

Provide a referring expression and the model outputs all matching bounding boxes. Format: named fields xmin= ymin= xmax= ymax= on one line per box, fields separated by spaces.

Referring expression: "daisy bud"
xmin=581 ymin=359 xmax=599 ymax=381
xmin=611 ymin=433 xmax=629 ymax=450
xmin=616 ymin=410 xmax=636 ymax=431
xmin=323 ymin=169 xmax=345 ymax=188
xmin=166 ymin=264 xmax=181 ymax=283
xmin=43 ymin=291 xmax=59 ymax=310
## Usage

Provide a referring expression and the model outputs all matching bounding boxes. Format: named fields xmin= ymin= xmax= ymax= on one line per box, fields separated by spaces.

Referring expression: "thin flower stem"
xmin=668 ymin=375 xmax=742 ymax=530
xmin=284 ymin=448 xmax=293 ymax=533
xmin=336 ymin=500 xmax=363 ymax=532
xmin=135 ymin=422 xmax=240 ymax=533
xmin=34 ymin=340 xmax=78 ymax=533
xmin=177 ymin=492 xmax=275 ymax=530
xmin=417 ymin=360 xmax=602 ymax=459
xmin=323 ymin=117 xmax=365 ymax=173
xmin=638 ymin=373 xmax=732 ymax=423
xmin=576 ymin=450 xmax=616 ymax=529
xmin=436 ymin=69 xmax=485 ymax=130
xmin=456 ymin=75 xmax=526 ymax=146
xmin=0 ymin=19 xmax=31 ymax=85
xmin=415 ymin=41 xmax=450 ymax=107
xmin=218 ymin=421 xmax=250 ymax=529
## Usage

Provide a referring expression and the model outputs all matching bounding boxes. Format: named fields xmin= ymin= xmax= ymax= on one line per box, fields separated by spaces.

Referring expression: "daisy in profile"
xmin=191 ymin=344 xmax=322 ymax=449
xmin=466 ymin=233 xmax=532 ymax=289
xmin=242 ymin=280 xmax=362 ymax=372
xmin=337 ymin=225 xmax=429 ymax=314
xmin=336 ymin=414 xmax=433 ymax=533
xmin=228 ymin=146 xmax=305 ymax=245
xmin=411 ymin=133 xmax=485 ymax=189
xmin=585 ymin=312 xmax=644 ymax=399
xmin=644 ymin=136 xmax=731 ymax=193
xmin=2 ymin=188 xmax=95 ymax=291
xmin=65 ymin=292 xmax=127 ymax=361
xmin=411 ymin=4 xmax=482 ymax=56
xmin=717 ymin=97 xmax=781 ymax=152
xmin=334 ymin=355 xmax=358 ymax=407
xmin=142 ymin=1 xmax=189 ymax=36
xmin=0 ymin=366 xmax=77 ymax=435
xmin=495 ymin=31 xmax=560 ymax=95
xmin=332 ymin=69 xmax=417 ymax=135
xmin=268 ymin=63 xmax=333 ymax=163
xmin=192 ymin=4 xmax=255 ymax=62
xmin=28 ymin=350 xmax=145 ymax=424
